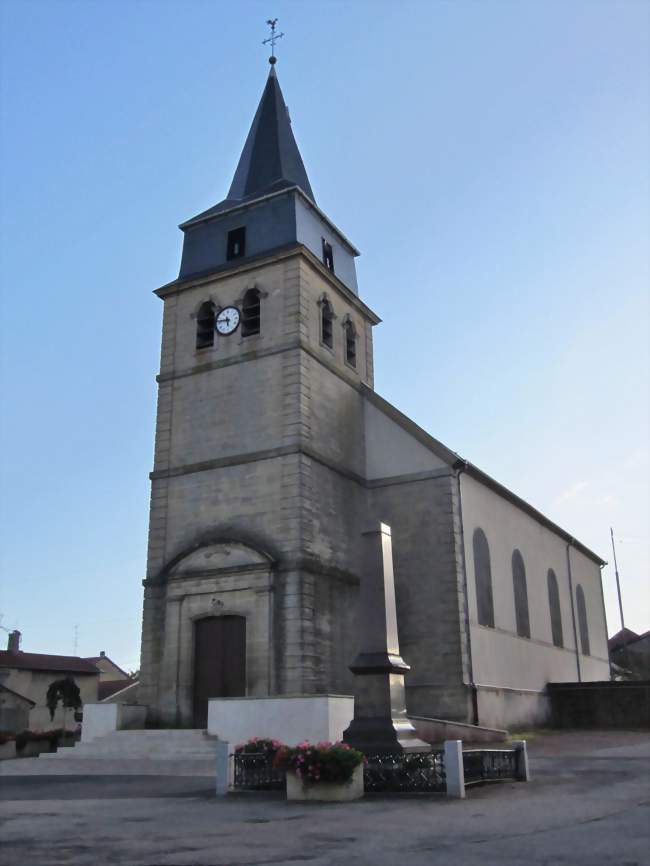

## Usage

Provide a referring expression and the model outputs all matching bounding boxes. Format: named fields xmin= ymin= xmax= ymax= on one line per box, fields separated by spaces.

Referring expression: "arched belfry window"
xmin=343 ymin=318 xmax=357 ymax=367
xmin=320 ymin=298 xmax=334 ymax=349
xmin=196 ymin=301 xmax=215 ymax=349
xmin=241 ymin=288 xmax=261 ymax=337
xmin=473 ymin=528 xmax=495 ymax=628
xmin=512 ymin=549 xmax=530 ymax=639
xmin=547 ymin=569 xmax=564 ymax=648
xmin=576 ymin=585 xmax=590 ymax=656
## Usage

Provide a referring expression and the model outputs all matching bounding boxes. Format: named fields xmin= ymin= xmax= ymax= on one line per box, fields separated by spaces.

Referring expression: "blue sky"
xmin=1 ymin=0 xmax=648 ymax=670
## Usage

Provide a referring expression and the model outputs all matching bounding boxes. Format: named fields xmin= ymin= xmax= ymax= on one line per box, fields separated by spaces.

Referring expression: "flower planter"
xmin=286 ymin=764 xmax=364 ymax=802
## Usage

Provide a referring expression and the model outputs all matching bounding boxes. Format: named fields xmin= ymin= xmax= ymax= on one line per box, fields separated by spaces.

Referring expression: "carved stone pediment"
xmin=169 ymin=542 xmax=271 ymax=578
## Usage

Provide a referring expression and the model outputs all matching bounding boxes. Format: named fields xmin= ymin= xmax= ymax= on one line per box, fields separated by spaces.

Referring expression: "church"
xmin=138 ymin=60 xmax=610 ymax=733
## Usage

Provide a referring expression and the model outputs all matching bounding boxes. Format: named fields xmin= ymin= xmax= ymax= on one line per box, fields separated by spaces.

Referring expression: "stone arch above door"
xmin=168 ymin=541 xmax=272 ymax=579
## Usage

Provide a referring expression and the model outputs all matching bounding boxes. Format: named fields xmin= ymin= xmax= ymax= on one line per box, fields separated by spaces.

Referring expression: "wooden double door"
xmin=193 ymin=615 xmax=246 ymax=728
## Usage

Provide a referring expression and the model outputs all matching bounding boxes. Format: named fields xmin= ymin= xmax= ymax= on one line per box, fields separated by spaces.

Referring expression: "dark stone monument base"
xmin=343 ymin=715 xmax=430 ymax=755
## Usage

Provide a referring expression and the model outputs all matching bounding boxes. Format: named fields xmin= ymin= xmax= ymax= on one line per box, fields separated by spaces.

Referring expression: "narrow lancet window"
xmin=473 ymin=528 xmax=495 ymax=628
xmin=321 ymin=299 xmax=334 ymax=349
xmin=241 ymin=288 xmax=261 ymax=337
xmin=576 ymin=585 xmax=590 ymax=656
xmin=512 ymin=549 xmax=530 ymax=639
xmin=547 ymin=569 xmax=564 ymax=648
xmin=322 ymin=239 xmax=334 ymax=273
xmin=196 ymin=301 xmax=215 ymax=349
xmin=344 ymin=319 xmax=357 ymax=367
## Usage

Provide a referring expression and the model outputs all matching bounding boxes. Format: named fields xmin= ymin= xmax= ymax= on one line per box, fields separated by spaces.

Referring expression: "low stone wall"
xmin=547 ymin=681 xmax=650 ymax=729
xmin=410 ymin=715 xmax=507 ymax=745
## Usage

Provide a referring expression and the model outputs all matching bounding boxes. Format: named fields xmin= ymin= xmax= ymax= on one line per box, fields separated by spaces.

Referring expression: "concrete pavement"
xmin=0 ymin=731 xmax=648 ymax=866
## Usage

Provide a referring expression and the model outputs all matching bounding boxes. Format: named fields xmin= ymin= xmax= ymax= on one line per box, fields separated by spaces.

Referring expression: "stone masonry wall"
xmin=368 ymin=473 xmax=472 ymax=722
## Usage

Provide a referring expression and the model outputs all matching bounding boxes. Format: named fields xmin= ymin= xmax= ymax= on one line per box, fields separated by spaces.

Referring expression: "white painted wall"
xmin=363 ymin=400 xmax=448 ymax=480
xmin=207 ymin=695 xmax=354 ymax=746
xmin=460 ymin=473 xmax=610 ymax=697
xmin=81 ymin=703 xmax=147 ymax=743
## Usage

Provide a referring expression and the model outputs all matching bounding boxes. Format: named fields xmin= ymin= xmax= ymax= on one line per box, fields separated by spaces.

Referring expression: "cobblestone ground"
xmin=0 ymin=731 xmax=648 ymax=866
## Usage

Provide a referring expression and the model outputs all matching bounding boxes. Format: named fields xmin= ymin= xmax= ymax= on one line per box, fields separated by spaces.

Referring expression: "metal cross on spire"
xmin=263 ymin=18 xmax=284 ymax=65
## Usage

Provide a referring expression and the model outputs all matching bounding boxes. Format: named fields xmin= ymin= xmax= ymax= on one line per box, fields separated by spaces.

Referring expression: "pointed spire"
xmin=227 ymin=68 xmax=315 ymax=203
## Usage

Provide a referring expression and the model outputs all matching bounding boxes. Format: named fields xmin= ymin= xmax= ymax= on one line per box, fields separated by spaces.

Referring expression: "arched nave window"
xmin=576 ymin=585 xmax=590 ymax=656
xmin=547 ymin=569 xmax=564 ymax=648
xmin=473 ymin=528 xmax=495 ymax=628
xmin=512 ymin=549 xmax=531 ymax=639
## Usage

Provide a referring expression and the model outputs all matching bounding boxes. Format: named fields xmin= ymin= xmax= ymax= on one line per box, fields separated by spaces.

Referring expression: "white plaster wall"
xmin=0 ymin=670 xmax=98 ymax=732
xmin=207 ymin=695 xmax=354 ymax=746
xmin=81 ymin=703 xmax=147 ymax=742
xmin=363 ymin=400 xmax=448 ymax=480
xmin=460 ymin=473 xmax=610 ymax=695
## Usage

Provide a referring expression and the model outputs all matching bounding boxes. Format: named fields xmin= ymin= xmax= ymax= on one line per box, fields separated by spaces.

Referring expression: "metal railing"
xmin=462 ymin=748 xmax=521 ymax=786
xmin=363 ymin=750 xmax=445 ymax=793
xmin=232 ymin=751 xmax=285 ymax=791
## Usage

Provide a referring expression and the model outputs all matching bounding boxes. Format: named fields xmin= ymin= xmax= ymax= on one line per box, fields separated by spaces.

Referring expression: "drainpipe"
xmin=565 ymin=539 xmax=582 ymax=682
xmin=455 ymin=461 xmax=479 ymax=725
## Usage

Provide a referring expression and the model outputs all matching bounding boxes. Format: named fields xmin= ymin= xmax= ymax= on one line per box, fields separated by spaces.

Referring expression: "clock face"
xmin=215 ymin=306 xmax=241 ymax=335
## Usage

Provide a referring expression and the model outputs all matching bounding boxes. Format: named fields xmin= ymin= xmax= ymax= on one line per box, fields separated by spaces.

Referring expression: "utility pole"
xmin=610 ymin=527 xmax=625 ymax=631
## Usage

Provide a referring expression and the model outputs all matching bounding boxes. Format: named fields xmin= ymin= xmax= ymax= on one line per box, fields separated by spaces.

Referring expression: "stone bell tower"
xmin=138 ymin=61 xmax=381 ymax=727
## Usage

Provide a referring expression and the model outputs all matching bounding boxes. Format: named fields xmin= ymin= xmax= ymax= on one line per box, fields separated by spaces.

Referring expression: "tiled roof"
xmin=98 ymin=679 xmax=136 ymax=700
xmin=0 ymin=683 xmax=36 ymax=706
xmin=0 ymin=651 xmax=100 ymax=674
xmin=608 ymin=628 xmax=640 ymax=652
xmin=85 ymin=655 xmax=130 ymax=679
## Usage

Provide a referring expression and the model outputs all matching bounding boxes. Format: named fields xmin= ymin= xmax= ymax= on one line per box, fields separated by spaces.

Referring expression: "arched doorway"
xmin=193 ymin=615 xmax=246 ymax=728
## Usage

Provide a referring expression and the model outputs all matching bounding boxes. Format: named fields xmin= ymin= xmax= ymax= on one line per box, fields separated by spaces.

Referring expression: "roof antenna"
xmin=263 ymin=18 xmax=284 ymax=66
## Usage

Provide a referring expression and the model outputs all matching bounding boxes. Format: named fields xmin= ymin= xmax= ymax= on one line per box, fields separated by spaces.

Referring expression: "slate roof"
xmin=0 ymin=651 xmax=100 ymax=675
xmin=184 ymin=67 xmax=314 ymax=225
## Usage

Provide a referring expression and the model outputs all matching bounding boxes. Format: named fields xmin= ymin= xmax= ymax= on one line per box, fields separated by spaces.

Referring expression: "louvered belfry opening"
xmin=241 ymin=288 xmax=261 ymax=337
xmin=196 ymin=301 xmax=215 ymax=349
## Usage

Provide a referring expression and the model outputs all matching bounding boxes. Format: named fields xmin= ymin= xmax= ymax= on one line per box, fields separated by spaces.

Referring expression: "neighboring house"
xmin=84 ymin=651 xmax=139 ymax=702
xmin=84 ymin=651 xmax=131 ymax=683
xmin=0 ymin=631 xmax=99 ymax=731
xmin=0 ymin=683 xmax=35 ymax=732
xmin=609 ymin=628 xmax=650 ymax=679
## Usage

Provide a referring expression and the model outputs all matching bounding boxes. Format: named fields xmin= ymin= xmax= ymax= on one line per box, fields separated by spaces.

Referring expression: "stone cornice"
xmin=153 ymin=243 xmax=381 ymax=325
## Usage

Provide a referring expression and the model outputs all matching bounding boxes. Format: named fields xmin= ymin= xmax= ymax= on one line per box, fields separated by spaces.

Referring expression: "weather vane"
xmin=263 ymin=18 xmax=284 ymax=65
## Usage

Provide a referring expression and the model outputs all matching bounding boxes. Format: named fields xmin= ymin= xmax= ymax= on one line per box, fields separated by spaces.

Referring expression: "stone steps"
xmin=0 ymin=729 xmax=218 ymax=776
xmin=0 ymin=757 xmax=216 ymax=776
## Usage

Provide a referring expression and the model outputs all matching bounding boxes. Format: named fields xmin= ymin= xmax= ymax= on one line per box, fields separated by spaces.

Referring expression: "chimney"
xmin=7 ymin=630 xmax=21 ymax=653
xmin=100 ymin=651 xmax=106 ymax=657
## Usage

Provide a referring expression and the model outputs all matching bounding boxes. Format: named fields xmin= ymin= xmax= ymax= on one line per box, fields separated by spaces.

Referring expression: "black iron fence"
xmin=233 ymin=751 xmax=285 ymax=791
xmin=231 ymin=745 xmax=524 ymax=793
xmin=363 ymin=750 xmax=445 ymax=793
xmin=462 ymin=748 xmax=520 ymax=785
